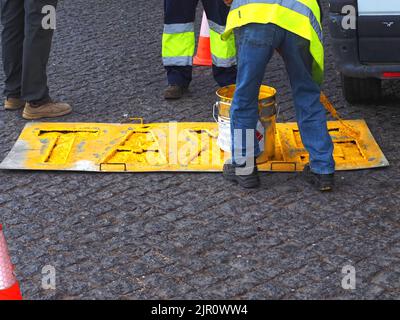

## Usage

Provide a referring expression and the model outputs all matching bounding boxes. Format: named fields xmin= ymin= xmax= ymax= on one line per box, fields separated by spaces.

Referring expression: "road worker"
xmin=162 ymin=0 xmax=237 ymax=99
xmin=1 ymin=0 xmax=72 ymax=119
xmin=221 ymin=0 xmax=335 ymax=191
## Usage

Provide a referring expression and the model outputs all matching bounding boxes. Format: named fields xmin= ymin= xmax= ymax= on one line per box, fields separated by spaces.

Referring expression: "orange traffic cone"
xmin=193 ymin=12 xmax=212 ymax=66
xmin=0 ymin=225 xmax=22 ymax=300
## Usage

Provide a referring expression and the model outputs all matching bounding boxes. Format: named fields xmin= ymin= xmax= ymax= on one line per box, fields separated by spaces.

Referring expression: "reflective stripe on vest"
xmin=223 ymin=0 xmax=324 ymax=84
xmin=162 ymin=23 xmax=195 ymax=66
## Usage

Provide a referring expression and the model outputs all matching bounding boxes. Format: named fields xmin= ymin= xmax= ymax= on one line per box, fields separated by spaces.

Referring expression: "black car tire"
xmin=341 ymin=74 xmax=382 ymax=104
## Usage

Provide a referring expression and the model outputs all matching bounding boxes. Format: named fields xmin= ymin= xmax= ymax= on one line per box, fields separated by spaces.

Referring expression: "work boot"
xmin=4 ymin=97 xmax=25 ymax=110
xmin=23 ymin=100 xmax=72 ymax=120
xmin=164 ymin=85 xmax=188 ymax=100
xmin=303 ymin=165 xmax=334 ymax=192
xmin=223 ymin=159 xmax=260 ymax=189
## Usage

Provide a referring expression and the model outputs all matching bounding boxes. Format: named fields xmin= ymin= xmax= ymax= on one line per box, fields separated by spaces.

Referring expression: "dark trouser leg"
xmin=1 ymin=0 xmax=24 ymax=99
xmin=212 ymin=65 xmax=237 ymax=87
xmin=202 ymin=0 xmax=237 ymax=87
xmin=22 ymin=0 xmax=57 ymax=103
xmin=165 ymin=66 xmax=192 ymax=87
xmin=163 ymin=0 xmax=198 ymax=87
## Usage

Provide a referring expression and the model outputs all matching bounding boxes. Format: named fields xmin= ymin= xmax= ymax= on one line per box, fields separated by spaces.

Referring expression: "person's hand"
xmin=223 ymin=0 xmax=233 ymax=6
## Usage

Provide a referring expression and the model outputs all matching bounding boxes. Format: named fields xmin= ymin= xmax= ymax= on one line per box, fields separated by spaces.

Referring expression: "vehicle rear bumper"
xmin=329 ymin=13 xmax=400 ymax=79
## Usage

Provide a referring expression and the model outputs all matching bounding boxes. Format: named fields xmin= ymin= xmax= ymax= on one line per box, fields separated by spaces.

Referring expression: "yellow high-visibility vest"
xmin=222 ymin=0 xmax=324 ymax=84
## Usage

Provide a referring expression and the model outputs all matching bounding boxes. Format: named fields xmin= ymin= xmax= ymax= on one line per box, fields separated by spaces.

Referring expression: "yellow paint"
xmin=320 ymin=93 xmax=361 ymax=139
xmin=0 ymin=120 xmax=389 ymax=172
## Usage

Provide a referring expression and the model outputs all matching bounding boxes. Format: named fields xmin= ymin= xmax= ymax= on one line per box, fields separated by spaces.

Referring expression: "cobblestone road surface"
xmin=0 ymin=0 xmax=399 ymax=300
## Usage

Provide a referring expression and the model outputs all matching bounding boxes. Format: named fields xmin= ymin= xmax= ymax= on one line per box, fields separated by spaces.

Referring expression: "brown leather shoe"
xmin=164 ymin=85 xmax=188 ymax=100
xmin=4 ymin=98 xmax=25 ymax=110
xmin=23 ymin=101 xmax=72 ymax=120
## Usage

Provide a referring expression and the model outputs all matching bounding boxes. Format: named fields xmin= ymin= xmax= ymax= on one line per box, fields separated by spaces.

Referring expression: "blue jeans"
xmin=231 ymin=23 xmax=335 ymax=174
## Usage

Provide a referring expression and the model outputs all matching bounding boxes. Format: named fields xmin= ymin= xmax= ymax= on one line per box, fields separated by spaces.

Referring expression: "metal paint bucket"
xmin=214 ymin=84 xmax=277 ymax=163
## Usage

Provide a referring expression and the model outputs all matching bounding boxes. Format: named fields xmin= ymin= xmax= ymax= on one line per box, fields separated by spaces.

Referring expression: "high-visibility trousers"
xmin=162 ymin=0 xmax=237 ymax=87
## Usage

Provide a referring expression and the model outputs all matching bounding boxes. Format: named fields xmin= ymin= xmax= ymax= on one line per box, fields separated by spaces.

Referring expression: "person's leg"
xmin=230 ymin=23 xmax=280 ymax=166
xmin=22 ymin=0 xmax=71 ymax=119
xmin=1 ymin=0 xmax=25 ymax=100
xmin=163 ymin=0 xmax=198 ymax=89
xmin=22 ymin=0 xmax=57 ymax=103
xmin=280 ymin=30 xmax=335 ymax=175
xmin=202 ymin=0 xmax=236 ymax=87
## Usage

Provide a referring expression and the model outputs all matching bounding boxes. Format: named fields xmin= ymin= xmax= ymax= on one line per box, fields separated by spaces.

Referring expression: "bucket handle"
xmin=121 ymin=116 xmax=144 ymax=125
xmin=212 ymin=102 xmax=219 ymax=123
xmin=275 ymin=103 xmax=281 ymax=121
